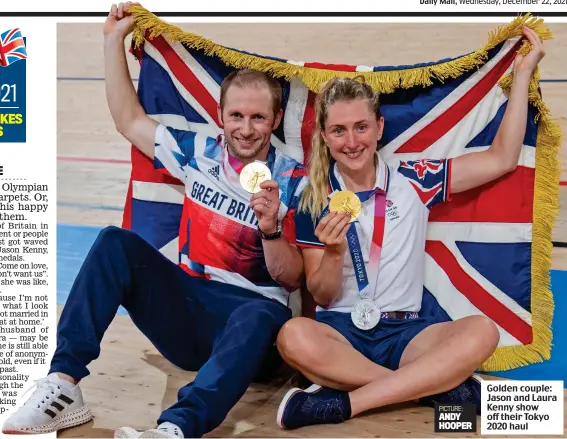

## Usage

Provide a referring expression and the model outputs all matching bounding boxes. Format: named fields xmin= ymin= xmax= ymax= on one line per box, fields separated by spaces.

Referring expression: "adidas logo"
xmin=44 ymin=394 xmax=74 ymax=418
xmin=208 ymin=165 xmax=220 ymax=180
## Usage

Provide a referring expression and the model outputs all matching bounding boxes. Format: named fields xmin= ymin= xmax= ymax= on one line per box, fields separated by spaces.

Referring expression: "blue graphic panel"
xmin=0 ymin=35 xmax=26 ymax=142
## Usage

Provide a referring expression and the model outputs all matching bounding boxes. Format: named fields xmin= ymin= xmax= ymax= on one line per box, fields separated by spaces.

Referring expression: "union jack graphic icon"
xmin=0 ymin=28 xmax=27 ymax=67
xmin=400 ymin=159 xmax=444 ymax=179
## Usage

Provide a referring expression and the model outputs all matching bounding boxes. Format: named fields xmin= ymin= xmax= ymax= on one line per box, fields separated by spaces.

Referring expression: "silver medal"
xmin=351 ymin=299 xmax=381 ymax=330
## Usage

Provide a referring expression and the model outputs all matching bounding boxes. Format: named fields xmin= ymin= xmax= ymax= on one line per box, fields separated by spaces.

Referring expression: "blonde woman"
xmin=275 ymin=26 xmax=544 ymax=429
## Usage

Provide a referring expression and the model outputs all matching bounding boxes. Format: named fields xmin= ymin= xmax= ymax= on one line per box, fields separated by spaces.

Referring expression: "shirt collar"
xmin=220 ymin=135 xmax=277 ymax=175
xmin=328 ymin=152 xmax=390 ymax=198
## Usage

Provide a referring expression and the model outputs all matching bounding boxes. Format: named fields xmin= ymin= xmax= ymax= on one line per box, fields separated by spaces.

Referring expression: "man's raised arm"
xmin=104 ymin=2 xmax=157 ymax=158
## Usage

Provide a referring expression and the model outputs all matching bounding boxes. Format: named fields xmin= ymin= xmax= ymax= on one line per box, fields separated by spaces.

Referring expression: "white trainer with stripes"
xmin=115 ymin=422 xmax=184 ymax=438
xmin=1 ymin=373 xmax=93 ymax=434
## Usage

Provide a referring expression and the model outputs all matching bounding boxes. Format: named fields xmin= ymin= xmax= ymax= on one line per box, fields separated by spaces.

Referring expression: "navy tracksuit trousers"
xmin=50 ymin=226 xmax=291 ymax=437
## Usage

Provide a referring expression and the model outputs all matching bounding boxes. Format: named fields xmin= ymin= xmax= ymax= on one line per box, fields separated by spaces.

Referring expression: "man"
xmin=2 ymin=2 xmax=306 ymax=438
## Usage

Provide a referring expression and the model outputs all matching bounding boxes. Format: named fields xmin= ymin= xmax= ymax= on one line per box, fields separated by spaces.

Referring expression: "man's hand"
xmin=104 ymin=2 xmax=139 ymax=40
xmin=103 ymin=0 xmax=157 ymax=158
xmin=250 ymin=179 xmax=304 ymax=291
xmin=314 ymin=211 xmax=351 ymax=255
xmin=250 ymin=180 xmax=281 ymax=234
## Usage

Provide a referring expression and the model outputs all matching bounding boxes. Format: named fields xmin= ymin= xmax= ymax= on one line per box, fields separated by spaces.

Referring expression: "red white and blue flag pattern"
xmin=0 ymin=28 xmax=27 ymax=67
xmin=123 ymin=33 xmax=537 ymax=351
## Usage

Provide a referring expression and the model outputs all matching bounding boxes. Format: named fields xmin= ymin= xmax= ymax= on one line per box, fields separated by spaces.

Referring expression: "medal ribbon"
xmin=328 ymin=161 xmax=389 ymax=299
xmin=223 ymin=139 xmax=277 ymax=185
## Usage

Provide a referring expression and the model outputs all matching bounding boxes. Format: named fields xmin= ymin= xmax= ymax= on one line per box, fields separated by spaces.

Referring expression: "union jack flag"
xmin=122 ymin=21 xmax=553 ymax=370
xmin=0 ymin=28 xmax=27 ymax=67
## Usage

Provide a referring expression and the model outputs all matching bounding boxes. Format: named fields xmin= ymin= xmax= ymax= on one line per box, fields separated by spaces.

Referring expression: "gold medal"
xmin=329 ymin=190 xmax=362 ymax=222
xmin=240 ymin=162 xmax=272 ymax=193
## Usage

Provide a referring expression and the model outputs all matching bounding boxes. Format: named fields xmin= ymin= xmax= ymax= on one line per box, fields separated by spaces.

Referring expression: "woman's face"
xmin=321 ymin=99 xmax=384 ymax=174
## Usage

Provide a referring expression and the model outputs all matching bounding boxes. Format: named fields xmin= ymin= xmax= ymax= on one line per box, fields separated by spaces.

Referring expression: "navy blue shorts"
xmin=316 ymin=310 xmax=435 ymax=370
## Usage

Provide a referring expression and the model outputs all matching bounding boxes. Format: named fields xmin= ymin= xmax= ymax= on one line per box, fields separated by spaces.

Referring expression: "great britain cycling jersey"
xmin=154 ymin=124 xmax=307 ymax=306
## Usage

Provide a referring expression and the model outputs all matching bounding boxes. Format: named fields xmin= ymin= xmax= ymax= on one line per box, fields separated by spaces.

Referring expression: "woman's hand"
xmin=314 ymin=211 xmax=351 ymax=255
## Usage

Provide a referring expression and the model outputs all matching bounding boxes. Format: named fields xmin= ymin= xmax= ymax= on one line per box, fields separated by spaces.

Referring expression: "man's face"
xmin=218 ymin=84 xmax=282 ymax=162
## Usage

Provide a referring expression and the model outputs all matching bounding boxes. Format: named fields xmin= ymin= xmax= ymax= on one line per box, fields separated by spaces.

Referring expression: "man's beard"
xmin=226 ymin=138 xmax=267 ymax=160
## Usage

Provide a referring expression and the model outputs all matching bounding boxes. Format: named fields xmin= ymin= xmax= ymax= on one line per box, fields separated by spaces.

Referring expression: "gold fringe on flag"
xmin=482 ymin=63 xmax=561 ymax=371
xmin=128 ymin=7 xmax=561 ymax=372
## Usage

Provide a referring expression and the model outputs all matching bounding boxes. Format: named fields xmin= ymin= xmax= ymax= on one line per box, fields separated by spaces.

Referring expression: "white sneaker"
xmin=115 ymin=422 xmax=184 ymax=438
xmin=1 ymin=373 xmax=93 ymax=434
xmin=145 ymin=422 xmax=183 ymax=438
xmin=114 ymin=426 xmax=143 ymax=438
xmin=138 ymin=429 xmax=180 ymax=438
xmin=115 ymin=422 xmax=183 ymax=438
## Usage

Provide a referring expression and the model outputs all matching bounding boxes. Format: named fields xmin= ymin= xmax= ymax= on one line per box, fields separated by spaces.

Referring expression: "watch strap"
xmin=258 ymin=221 xmax=282 ymax=240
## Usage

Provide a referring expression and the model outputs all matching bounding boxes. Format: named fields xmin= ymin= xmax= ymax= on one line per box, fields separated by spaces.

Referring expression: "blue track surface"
xmin=56 ymin=223 xmax=567 ymax=383
xmin=57 ymin=223 xmax=129 ymax=315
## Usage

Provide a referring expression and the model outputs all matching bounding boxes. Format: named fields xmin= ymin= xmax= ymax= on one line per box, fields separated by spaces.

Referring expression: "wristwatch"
xmin=258 ymin=221 xmax=282 ymax=240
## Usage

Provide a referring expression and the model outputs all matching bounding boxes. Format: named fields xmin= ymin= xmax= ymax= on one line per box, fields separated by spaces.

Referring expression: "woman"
xmin=276 ymin=26 xmax=545 ymax=429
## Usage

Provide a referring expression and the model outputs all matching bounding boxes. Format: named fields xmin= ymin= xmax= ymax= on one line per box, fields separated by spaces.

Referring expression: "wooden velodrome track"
xmin=57 ymin=21 xmax=567 ymax=437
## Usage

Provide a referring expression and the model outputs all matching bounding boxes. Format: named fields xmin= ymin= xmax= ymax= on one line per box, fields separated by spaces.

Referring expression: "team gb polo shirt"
xmin=296 ymin=154 xmax=451 ymax=313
